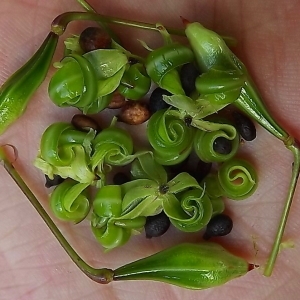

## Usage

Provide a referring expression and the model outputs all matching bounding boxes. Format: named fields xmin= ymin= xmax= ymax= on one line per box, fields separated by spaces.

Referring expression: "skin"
xmin=1 ymin=0 xmax=300 ymax=299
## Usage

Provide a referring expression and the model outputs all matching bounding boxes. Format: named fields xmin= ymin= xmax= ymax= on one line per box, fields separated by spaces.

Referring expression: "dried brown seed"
xmin=108 ymin=91 xmax=126 ymax=109
xmin=71 ymin=114 xmax=100 ymax=132
xmin=118 ymin=101 xmax=150 ymax=125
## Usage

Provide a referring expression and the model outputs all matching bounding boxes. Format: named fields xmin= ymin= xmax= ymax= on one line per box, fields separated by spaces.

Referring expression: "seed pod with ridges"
xmin=113 ymin=242 xmax=250 ymax=289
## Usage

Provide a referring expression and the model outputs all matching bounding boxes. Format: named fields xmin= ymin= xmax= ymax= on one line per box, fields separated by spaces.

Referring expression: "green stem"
xmin=0 ymin=146 xmax=114 ymax=284
xmin=75 ymin=0 xmax=121 ymax=43
xmin=263 ymin=143 xmax=300 ymax=276
xmin=52 ymin=11 xmax=236 ymax=46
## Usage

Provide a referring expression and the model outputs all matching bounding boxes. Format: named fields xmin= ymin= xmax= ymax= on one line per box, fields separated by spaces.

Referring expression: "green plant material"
xmin=50 ymin=179 xmax=90 ymax=222
xmin=218 ymin=158 xmax=258 ymax=200
xmin=147 ymin=109 xmax=195 ymax=165
xmin=63 ymin=34 xmax=84 ymax=55
xmin=91 ymin=185 xmax=145 ymax=250
xmin=185 ymin=20 xmax=300 ymax=275
xmin=210 ymin=196 xmax=225 ymax=216
xmin=2 ymin=145 xmax=253 ymax=287
xmin=90 ymin=123 xmax=148 ymax=182
xmin=114 ymin=242 xmax=249 ymax=289
xmin=34 ymin=122 xmax=96 ymax=185
xmin=49 ymin=50 xmax=127 ymax=113
xmin=117 ymin=63 xmax=151 ymax=100
xmin=145 ymin=24 xmax=194 ymax=95
xmin=119 ymin=154 xmax=211 ymax=232
xmin=193 ymin=117 xmax=240 ymax=163
xmin=0 ymin=33 xmax=58 ymax=135
xmin=0 ymin=146 xmax=114 ymax=284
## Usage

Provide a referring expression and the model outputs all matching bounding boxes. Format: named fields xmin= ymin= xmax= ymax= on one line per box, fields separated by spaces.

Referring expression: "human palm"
xmin=1 ymin=0 xmax=300 ymax=299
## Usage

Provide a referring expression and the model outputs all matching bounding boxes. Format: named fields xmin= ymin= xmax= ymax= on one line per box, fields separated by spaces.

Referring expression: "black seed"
xmin=148 ymin=87 xmax=171 ymax=114
xmin=232 ymin=111 xmax=256 ymax=141
xmin=213 ymin=137 xmax=232 ymax=155
xmin=128 ymin=57 xmax=139 ymax=65
xmin=167 ymin=156 xmax=190 ymax=179
xmin=79 ymin=27 xmax=112 ymax=53
xmin=203 ymin=214 xmax=233 ymax=240
xmin=45 ymin=174 xmax=64 ymax=188
xmin=71 ymin=114 xmax=100 ymax=132
xmin=179 ymin=63 xmax=200 ymax=96
xmin=145 ymin=211 xmax=170 ymax=238
xmin=193 ymin=159 xmax=212 ymax=183
xmin=113 ymin=172 xmax=130 ymax=185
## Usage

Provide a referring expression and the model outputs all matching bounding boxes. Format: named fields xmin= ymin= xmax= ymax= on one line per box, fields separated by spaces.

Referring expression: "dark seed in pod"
xmin=71 ymin=114 xmax=100 ymax=132
xmin=145 ymin=211 xmax=171 ymax=238
xmin=108 ymin=91 xmax=126 ymax=109
xmin=232 ymin=111 xmax=256 ymax=141
xmin=45 ymin=174 xmax=64 ymax=188
xmin=118 ymin=101 xmax=150 ymax=125
xmin=193 ymin=159 xmax=212 ymax=183
xmin=213 ymin=137 xmax=232 ymax=155
xmin=113 ymin=172 xmax=130 ymax=185
xmin=179 ymin=63 xmax=200 ymax=96
xmin=203 ymin=214 xmax=233 ymax=240
xmin=148 ymin=87 xmax=171 ymax=114
xmin=79 ymin=27 xmax=112 ymax=53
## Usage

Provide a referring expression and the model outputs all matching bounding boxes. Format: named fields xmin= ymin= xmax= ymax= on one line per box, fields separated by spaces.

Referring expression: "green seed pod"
xmin=218 ymin=158 xmax=258 ymax=200
xmin=50 ymin=179 xmax=90 ymax=222
xmin=0 ymin=33 xmax=58 ymax=135
xmin=117 ymin=63 xmax=151 ymax=100
xmin=113 ymin=242 xmax=250 ymax=289
xmin=147 ymin=109 xmax=195 ymax=165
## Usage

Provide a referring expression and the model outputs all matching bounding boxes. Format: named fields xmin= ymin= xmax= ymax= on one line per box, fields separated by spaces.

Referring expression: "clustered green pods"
xmin=0 ymin=0 xmax=298 ymax=291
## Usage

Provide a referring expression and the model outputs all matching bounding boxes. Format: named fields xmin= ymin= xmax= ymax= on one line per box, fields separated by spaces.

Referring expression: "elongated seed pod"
xmin=0 ymin=33 xmax=58 ymax=135
xmin=113 ymin=242 xmax=250 ymax=289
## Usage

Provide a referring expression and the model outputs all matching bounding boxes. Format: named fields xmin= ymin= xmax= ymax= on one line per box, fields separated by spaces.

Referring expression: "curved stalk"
xmin=263 ymin=143 xmax=300 ymax=276
xmin=0 ymin=146 xmax=114 ymax=284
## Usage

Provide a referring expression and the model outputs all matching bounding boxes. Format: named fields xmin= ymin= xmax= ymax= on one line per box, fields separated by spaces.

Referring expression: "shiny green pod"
xmin=0 ymin=33 xmax=58 ymax=135
xmin=114 ymin=242 xmax=250 ymax=289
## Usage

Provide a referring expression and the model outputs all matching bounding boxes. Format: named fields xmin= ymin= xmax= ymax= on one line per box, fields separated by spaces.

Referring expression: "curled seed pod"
xmin=91 ymin=185 xmax=146 ymax=250
xmin=34 ymin=122 xmax=96 ymax=184
xmin=194 ymin=119 xmax=239 ymax=163
xmin=145 ymin=211 xmax=170 ymax=238
xmin=91 ymin=126 xmax=142 ymax=176
xmin=118 ymin=101 xmax=150 ymax=125
xmin=147 ymin=109 xmax=195 ymax=165
xmin=148 ymin=87 xmax=171 ymax=114
xmin=218 ymin=158 xmax=258 ymax=200
xmin=179 ymin=63 xmax=200 ymax=96
xmin=71 ymin=114 xmax=100 ymax=132
xmin=213 ymin=137 xmax=233 ymax=155
xmin=45 ymin=174 xmax=64 ymax=188
xmin=108 ymin=91 xmax=126 ymax=109
xmin=79 ymin=27 xmax=112 ymax=52
xmin=232 ymin=111 xmax=256 ymax=141
xmin=203 ymin=214 xmax=233 ymax=240
xmin=163 ymin=188 xmax=213 ymax=232
xmin=117 ymin=63 xmax=151 ymax=100
xmin=50 ymin=179 xmax=90 ymax=222
xmin=113 ymin=172 xmax=131 ymax=185
xmin=193 ymin=159 xmax=212 ymax=183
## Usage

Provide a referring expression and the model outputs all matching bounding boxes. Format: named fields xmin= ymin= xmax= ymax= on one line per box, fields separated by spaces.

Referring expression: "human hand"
xmin=1 ymin=0 xmax=300 ymax=299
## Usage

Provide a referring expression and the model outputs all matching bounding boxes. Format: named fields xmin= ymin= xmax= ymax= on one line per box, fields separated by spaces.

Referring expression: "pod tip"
xmin=180 ymin=16 xmax=190 ymax=27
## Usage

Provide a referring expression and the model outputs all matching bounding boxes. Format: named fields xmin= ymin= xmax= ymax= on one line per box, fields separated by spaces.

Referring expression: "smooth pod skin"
xmin=0 ymin=32 xmax=58 ymax=135
xmin=113 ymin=242 xmax=249 ymax=289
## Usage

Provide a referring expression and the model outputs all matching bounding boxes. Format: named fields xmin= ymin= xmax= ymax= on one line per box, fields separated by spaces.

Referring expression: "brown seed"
xmin=118 ymin=101 xmax=150 ymax=125
xmin=71 ymin=114 xmax=100 ymax=132
xmin=108 ymin=91 xmax=126 ymax=109
xmin=79 ymin=27 xmax=112 ymax=53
